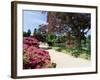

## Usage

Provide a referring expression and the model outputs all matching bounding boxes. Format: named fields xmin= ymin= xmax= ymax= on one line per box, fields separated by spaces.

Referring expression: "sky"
xmin=23 ymin=10 xmax=47 ymax=34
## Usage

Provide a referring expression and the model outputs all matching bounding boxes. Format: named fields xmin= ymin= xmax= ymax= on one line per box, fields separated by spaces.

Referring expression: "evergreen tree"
xmin=27 ymin=29 xmax=31 ymax=36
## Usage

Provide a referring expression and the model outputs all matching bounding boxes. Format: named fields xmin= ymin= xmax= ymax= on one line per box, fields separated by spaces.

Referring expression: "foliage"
xmin=46 ymin=33 xmax=57 ymax=46
xmin=48 ymin=12 xmax=91 ymax=48
xmin=23 ymin=29 xmax=31 ymax=37
xmin=23 ymin=37 xmax=56 ymax=69
xmin=56 ymin=35 xmax=66 ymax=43
xmin=27 ymin=29 xmax=31 ymax=36
xmin=51 ymin=43 xmax=90 ymax=59
xmin=23 ymin=32 xmax=28 ymax=37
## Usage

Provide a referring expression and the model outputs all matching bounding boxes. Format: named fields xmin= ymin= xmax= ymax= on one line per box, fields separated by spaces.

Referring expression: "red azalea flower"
xmin=23 ymin=37 xmax=52 ymax=69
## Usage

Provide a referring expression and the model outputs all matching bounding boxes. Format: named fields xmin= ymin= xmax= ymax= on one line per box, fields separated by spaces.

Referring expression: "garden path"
xmin=48 ymin=49 xmax=91 ymax=68
xmin=39 ymin=43 xmax=91 ymax=68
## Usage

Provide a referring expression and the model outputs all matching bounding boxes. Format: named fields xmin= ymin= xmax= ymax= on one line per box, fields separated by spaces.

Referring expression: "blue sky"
xmin=23 ymin=10 xmax=47 ymax=33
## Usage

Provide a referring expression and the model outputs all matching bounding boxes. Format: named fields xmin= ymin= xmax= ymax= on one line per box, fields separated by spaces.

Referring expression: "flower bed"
xmin=23 ymin=37 xmax=55 ymax=69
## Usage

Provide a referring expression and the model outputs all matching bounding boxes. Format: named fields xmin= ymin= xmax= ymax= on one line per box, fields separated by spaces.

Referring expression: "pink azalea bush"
xmin=23 ymin=37 xmax=53 ymax=69
xmin=23 ymin=37 xmax=40 ymax=47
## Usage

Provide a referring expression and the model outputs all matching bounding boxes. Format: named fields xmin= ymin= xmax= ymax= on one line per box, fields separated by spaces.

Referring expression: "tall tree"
xmin=27 ymin=29 xmax=31 ymax=36
xmin=47 ymin=12 xmax=91 ymax=48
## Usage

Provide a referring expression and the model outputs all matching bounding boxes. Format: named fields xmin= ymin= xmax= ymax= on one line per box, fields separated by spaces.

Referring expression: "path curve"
xmin=47 ymin=49 xmax=91 ymax=68
xmin=39 ymin=43 xmax=91 ymax=68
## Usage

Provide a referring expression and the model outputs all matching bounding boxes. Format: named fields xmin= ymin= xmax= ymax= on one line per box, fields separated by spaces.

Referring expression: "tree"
xmin=23 ymin=31 xmax=28 ymax=37
xmin=33 ymin=28 xmax=37 ymax=36
xmin=27 ymin=29 xmax=31 ymax=36
xmin=47 ymin=12 xmax=91 ymax=48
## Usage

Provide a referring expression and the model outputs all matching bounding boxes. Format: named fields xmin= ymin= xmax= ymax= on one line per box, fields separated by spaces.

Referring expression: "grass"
xmin=79 ymin=53 xmax=91 ymax=60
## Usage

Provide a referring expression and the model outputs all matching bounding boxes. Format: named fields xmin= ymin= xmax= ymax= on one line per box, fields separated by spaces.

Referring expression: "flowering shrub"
xmin=23 ymin=37 xmax=53 ymax=69
xmin=23 ymin=37 xmax=40 ymax=47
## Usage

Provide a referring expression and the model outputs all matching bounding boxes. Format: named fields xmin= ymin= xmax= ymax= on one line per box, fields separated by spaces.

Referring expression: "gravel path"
xmin=47 ymin=49 xmax=91 ymax=68
xmin=39 ymin=43 xmax=91 ymax=68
